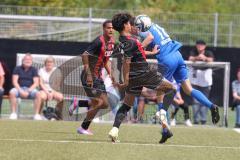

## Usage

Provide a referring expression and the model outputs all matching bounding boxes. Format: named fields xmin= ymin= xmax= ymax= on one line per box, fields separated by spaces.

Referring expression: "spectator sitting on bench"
xmin=9 ymin=53 xmax=42 ymax=120
xmin=0 ymin=61 xmax=5 ymax=113
xmin=38 ymin=56 xmax=63 ymax=120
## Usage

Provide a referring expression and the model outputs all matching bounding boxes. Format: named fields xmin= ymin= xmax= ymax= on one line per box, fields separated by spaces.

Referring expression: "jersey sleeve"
xmin=139 ymin=31 xmax=151 ymax=39
xmin=32 ymin=67 xmax=39 ymax=77
xmin=12 ymin=66 xmax=20 ymax=75
xmin=85 ymin=37 xmax=101 ymax=55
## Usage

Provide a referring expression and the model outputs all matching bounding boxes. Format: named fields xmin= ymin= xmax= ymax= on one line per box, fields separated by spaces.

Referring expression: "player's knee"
xmin=100 ymin=101 xmax=109 ymax=109
xmin=157 ymin=81 xmax=176 ymax=94
xmin=182 ymin=86 xmax=192 ymax=96
xmin=92 ymin=98 xmax=106 ymax=109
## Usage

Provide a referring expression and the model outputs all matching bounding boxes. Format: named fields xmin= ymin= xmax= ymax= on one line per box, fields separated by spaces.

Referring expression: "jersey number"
xmin=153 ymin=25 xmax=169 ymax=40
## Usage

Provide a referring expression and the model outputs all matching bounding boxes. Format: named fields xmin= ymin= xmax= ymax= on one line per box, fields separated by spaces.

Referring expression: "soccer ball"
xmin=134 ymin=15 xmax=152 ymax=32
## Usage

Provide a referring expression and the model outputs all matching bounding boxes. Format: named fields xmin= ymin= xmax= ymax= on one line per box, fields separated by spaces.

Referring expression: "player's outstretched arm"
xmin=145 ymin=45 xmax=160 ymax=55
xmin=141 ymin=32 xmax=154 ymax=48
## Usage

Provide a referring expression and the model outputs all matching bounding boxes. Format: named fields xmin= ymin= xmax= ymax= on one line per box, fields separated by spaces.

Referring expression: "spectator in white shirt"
xmin=39 ymin=56 xmax=63 ymax=120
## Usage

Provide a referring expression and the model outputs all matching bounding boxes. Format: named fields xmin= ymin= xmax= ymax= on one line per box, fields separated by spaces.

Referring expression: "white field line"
xmin=233 ymin=128 xmax=240 ymax=134
xmin=0 ymin=138 xmax=239 ymax=150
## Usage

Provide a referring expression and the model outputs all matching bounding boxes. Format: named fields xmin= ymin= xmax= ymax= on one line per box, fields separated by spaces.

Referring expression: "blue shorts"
xmin=10 ymin=87 xmax=38 ymax=99
xmin=157 ymin=51 xmax=188 ymax=83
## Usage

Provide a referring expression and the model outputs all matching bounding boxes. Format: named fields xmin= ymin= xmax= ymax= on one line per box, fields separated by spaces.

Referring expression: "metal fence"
xmin=0 ymin=5 xmax=240 ymax=47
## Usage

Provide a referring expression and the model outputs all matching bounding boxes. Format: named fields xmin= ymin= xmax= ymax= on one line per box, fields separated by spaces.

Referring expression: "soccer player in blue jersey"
xmin=134 ymin=15 xmax=220 ymax=128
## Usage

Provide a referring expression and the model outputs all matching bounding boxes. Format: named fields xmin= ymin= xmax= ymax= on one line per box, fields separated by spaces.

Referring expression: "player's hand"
xmin=114 ymin=82 xmax=128 ymax=90
xmin=86 ymin=74 xmax=93 ymax=88
xmin=151 ymin=45 xmax=160 ymax=55
xmin=179 ymin=99 xmax=184 ymax=105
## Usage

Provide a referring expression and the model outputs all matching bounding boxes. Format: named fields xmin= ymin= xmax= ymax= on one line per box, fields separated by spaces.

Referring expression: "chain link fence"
xmin=0 ymin=5 xmax=240 ymax=47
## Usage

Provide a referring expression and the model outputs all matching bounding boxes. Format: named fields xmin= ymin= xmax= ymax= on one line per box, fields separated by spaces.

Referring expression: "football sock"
xmin=179 ymin=104 xmax=190 ymax=120
xmin=81 ymin=118 xmax=92 ymax=130
xmin=81 ymin=107 xmax=99 ymax=130
xmin=163 ymin=89 xmax=176 ymax=111
xmin=78 ymin=100 xmax=89 ymax=107
xmin=162 ymin=127 xmax=168 ymax=133
xmin=113 ymin=103 xmax=131 ymax=128
xmin=157 ymin=103 xmax=164 ymax=111
xmin=191 ymin=89 xmax=212 ymax=108
xmin=172 ymin=107 xmax=179 ymax=118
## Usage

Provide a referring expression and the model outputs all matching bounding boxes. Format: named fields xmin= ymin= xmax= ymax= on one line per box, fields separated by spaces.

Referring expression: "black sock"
xmin=173 ymin=107 xmax=179 ymax=117
xmin=78 ymin=100 xmax=89 ymax=108
xmin=81 ymin=118 xmax=92 ymax=130
xmin=163 ymin=89 xmax=176 ymax=111
xmin=179 ymin=104 xmax=190 ymax=120
xmin=113 ymin=103 xmax=131 ymax=128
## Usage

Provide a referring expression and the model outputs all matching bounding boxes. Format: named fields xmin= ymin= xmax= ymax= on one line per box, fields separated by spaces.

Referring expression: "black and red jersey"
xmin=119 ymin=35 xmax=149 ymax=76
xmin=86 ymin=35 xmax=115 ymax=78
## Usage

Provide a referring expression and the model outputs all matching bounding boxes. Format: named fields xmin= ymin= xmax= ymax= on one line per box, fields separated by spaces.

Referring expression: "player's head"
xmin=112 ymin=13 xmax=132 ymax=33
xmin=134 ymin=15 xmax=152 ymax=32
xmin=130 ymin=17 xmax=139 ymax=35
xmin=102 ymin=20 xmax=113 ymax=38
xmin=196 ymin=39 xmax=206 ymax=52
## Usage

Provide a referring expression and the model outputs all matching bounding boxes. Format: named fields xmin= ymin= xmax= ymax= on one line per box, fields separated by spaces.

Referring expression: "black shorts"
xmin=126 ymin=68 xmax=163 ymax=96
xmin=81 ymin=70 xmax=106 ymax=98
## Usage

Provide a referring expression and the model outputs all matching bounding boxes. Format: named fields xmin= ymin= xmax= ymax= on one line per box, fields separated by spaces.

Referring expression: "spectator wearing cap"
xmin=231 ymin=68 xmax=240 ymax=128
xmin=188 ymin=40 xmax=214 ymax=124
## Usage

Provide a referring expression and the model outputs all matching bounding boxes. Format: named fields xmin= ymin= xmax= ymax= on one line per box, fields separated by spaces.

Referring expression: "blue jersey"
xmin=139 ymin=23 xmax=182 ymax=59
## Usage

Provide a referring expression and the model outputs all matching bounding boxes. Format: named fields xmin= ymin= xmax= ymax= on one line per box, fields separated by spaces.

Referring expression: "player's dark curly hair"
xmin=130 ymin=17 xmax=135 ymax=26
xmin=112 ymin=13 xmax=133 ymax=32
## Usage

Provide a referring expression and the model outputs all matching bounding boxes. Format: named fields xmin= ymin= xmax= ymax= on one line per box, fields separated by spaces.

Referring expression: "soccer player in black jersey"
xmin=108 ymin=13 xmax=176 ymax=143
xmin=74 ymin=20 xmax=115 ymax=135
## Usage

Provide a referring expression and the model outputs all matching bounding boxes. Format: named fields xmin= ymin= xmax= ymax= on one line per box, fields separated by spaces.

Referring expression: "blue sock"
xmin=157 ymin=103 xmax=164 ymax=111
xmin=191 ymin=89 xmax=213 ymax=108
xmin=162 ymin=127 xmax=168 ymax=133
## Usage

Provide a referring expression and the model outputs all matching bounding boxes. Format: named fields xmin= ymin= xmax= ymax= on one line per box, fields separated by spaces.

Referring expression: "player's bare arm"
xmin=142 ymin=32 xmax=154 ymax=48
xmin=145 ymin=45 xmax=160 ymax=55
xmin=118 ymin=57 xmax=130 ymax=89
xmin=82 ymin=51 xmax=93 ymax=87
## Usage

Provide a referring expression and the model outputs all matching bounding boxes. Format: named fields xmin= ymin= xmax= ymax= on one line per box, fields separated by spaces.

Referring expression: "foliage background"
xmin=0 ymin=0 xmax=239 ymax=14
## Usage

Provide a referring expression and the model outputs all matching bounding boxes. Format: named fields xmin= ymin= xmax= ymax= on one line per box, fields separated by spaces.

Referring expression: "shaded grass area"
xmin=0 ymin=120 xmax=239 ymax=160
